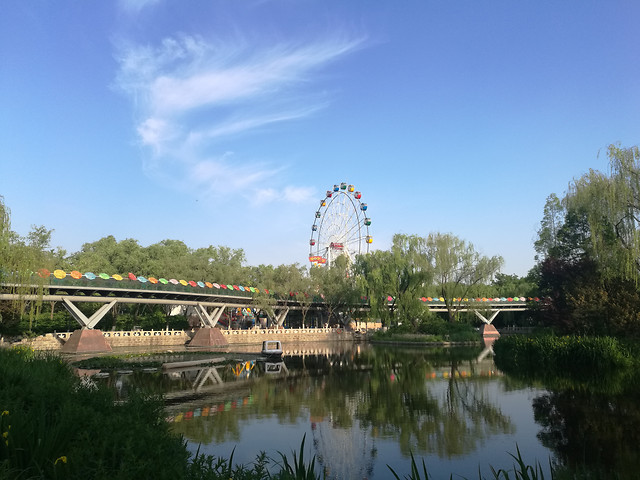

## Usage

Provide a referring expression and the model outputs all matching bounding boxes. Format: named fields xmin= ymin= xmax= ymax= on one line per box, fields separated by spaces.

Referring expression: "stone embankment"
xmin=9 ymin=327 xmax=359 ymax=351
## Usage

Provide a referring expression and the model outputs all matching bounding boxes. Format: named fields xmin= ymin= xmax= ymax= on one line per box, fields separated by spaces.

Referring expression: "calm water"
xmin=96 ymin=342 xmax=640 ymax=478
xmin=99 ymin=343 xmax=549 ymax=478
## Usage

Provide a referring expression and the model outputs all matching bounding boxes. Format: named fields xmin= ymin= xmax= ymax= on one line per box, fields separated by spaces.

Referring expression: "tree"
xmin=291 ymin=274 xmax=315 ymax=327
xmin=566 ymin=144 xmax=640 ymax=280
xmin=355 ymin=234 xmax=432 ymax=329
xmin=492 ymin=273 xmax=536 ymax=298
xmin=534 ymin=194 xmax=564 ymax=261
xmin=532 ymin=147 xmax=640 ymax=336
xmin=311 ymin=256 xmax=360 ymax=327
xmin=0 ymin=197 xmax=56 ymax=331
xmin=425 ymin=233 xmax=503 ymax=322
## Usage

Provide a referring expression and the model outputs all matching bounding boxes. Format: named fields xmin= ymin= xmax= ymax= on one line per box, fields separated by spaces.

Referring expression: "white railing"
xmin=55 ymin=330 xmax=185 ymax=339
xmin=221 ymin=327 xmax=336 ymax=336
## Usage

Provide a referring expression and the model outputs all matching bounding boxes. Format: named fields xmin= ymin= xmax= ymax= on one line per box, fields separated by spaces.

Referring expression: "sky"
xmin=1 ymin=1 xmax=639 ymax=277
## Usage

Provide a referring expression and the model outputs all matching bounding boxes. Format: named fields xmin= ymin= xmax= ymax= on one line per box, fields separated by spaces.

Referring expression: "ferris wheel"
xmin=309 ymin=182 xmax=372 ymax=266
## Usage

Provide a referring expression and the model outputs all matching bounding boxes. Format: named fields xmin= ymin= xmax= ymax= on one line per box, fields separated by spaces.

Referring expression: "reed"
xmin=493 ymin=334 xmax=632 ymax=377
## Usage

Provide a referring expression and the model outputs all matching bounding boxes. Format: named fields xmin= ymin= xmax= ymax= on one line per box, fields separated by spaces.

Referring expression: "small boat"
xmin=261 ymin=340 xmax=283 ymax=358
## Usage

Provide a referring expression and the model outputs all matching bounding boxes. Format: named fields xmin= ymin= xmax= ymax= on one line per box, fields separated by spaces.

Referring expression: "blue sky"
xmin=1 ymin=1 xmax=638 ymax=276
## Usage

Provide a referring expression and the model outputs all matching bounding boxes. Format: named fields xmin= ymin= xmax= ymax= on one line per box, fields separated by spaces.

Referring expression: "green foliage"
xmin=417 ymin=316 xmax=450 ymax=336
xmin=493 ymin=335 xmax=633 ymax=379
xmin=535 ymin=255 xmax=640 ymax=338
xmin=492 ymin=273 xmax=537 ymax=299
xmin=388 ymin=452 xmax=433 ymax=480
xmin=272 ymin=435 xmax=320 ymax=480
xmin=186 ymin=449 xmax=272 ymax=480
xmin=564 ymin=145 xmax=640 ymax=281
xmin=534 ymin=193 xmax=564 ymax=262
xmin=372 ymin=319 xmax=480 ymax=343
xmin=355 ymin=233 xmax=504 ymax=328
xmin=387 ymin=446 xmax=552 ymax=480
xmin=532 ymin=144 xmax=640 ymax=337
xmin=489 ymin=445 xmax=550 ymax=480
xmin=425 ymin=232 xmax=504 ymax=322
xmin=310 ymin=255 xmax=360 ymax=325
xmin=67 ymin=236 xmax=250 ymax=285
xmin=0 ymin=195 xmax=59 ymax=330
xmin=0 ymin=347 xmax=190 ymax=479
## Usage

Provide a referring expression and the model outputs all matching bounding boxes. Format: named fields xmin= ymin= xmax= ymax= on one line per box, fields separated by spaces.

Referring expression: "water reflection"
xmin=511 ymin=369 xmax=640 ymax=479
xmin=174 ymin=345 xmax=525 ymax=478
xmin=96 ymin=344 xmax=549 ymax=478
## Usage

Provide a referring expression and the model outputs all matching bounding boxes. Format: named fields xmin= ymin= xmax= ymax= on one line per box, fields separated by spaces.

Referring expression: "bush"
xmin=417 ymin=317 xmax=448 ymax=336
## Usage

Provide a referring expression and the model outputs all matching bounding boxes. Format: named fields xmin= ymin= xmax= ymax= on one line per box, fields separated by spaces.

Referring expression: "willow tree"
xmin=426 ymin=233 xmax=503 ymax=322
xmin=0 ymin=196 xmax=54 ymax=329
xmin=566 ymin=144 xmax=640 ymax=280
xmin=354 ymin=234 xmax=432 ymax=328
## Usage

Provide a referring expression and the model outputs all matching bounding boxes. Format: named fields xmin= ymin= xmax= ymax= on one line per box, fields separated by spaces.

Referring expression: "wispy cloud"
xmin=118 ymin=0 xmax=161 ymax=14
xmin=114 ymin=33 xmax=364 ymax=202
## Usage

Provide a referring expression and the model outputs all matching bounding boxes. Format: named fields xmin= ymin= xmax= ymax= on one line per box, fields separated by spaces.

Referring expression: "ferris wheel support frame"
xmin=309 ymin=182 xmax=372 ymax=267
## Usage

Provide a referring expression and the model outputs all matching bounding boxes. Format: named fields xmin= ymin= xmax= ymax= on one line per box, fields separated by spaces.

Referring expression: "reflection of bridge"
xmin=162 ymin=354 xmax=500 ymax=424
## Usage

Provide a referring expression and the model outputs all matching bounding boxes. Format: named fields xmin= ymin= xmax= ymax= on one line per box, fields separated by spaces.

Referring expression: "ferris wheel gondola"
xmin=309 ymin=182 xmax=372 ymax=266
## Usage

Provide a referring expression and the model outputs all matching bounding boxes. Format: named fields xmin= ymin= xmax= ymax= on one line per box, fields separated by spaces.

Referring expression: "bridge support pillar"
xmin=195 ymin=304 xmax=225 ymax=328
xmin=62 ymin=298 xmax=117 ymax=329
xmin=473 ymin=309 xmax=501 ymax=325
xmin=188 ymin=327 xmax=228 ymax=348
xmin=61 ymin=328 xmax=112 ymax=354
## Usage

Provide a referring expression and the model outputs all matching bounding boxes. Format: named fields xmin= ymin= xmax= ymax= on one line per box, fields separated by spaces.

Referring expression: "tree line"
xmin=1 ymin=189 xmax=539 ymax=335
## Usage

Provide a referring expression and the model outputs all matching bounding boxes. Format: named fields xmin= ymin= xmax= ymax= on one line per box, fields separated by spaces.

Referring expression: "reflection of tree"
xmin=156 ymin=345 xmax=514 ymax=466
xmin=533 ymin=387 xmax=640 ymax=478
xmin=355 ymin=353 xmax=514 ymax=457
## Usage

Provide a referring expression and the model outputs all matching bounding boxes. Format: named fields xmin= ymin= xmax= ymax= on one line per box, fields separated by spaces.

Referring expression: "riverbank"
xmin=3 ymin=326 xmax=361 ymax=353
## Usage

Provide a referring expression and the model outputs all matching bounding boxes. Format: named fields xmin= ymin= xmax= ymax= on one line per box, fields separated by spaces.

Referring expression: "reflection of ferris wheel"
xmin=309 ymin=182 xmax=372 ymax=266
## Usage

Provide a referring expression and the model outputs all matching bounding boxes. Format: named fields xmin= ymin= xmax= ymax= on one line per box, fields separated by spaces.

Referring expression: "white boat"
xmin=261 ymin=340 xmax=283 ymax=358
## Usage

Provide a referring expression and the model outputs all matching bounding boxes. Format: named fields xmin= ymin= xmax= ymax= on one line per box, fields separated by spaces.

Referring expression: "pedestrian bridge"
xmin=0 ymin=268 xmax=539 ymax=330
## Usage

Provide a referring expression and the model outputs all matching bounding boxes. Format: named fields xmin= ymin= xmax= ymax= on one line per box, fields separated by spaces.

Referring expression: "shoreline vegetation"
xmin=493 ymin=333 xmax=636 ymax=381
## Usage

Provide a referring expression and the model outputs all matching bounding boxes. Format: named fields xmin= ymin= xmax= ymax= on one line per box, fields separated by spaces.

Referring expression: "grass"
xmin=388 ymin=445 xmax=552 ymax=480
xmin=493 ymin=334 xmax=633 ymax=378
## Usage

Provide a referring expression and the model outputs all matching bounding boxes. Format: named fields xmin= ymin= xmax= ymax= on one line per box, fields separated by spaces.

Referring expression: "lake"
xmin=96 ymin=340 xmax=640 ymax=478
xmin=102 ymin=342 xmax=559 ymax=478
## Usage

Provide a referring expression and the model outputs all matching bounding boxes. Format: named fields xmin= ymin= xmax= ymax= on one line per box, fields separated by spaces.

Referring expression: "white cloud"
xmin=251 ymin=185 xmax=315 ymax=207
xmin=114 ymin=32 xmax=364 ymax=204
xmin=118 ymin=0 xmax=161 ymax=13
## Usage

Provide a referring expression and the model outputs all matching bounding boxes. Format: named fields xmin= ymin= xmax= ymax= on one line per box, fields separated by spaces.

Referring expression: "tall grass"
xmin=493 ymin=335 xmax=632 ymax=378
xmin=388 ymin=446 xmax=552 ymax=480
xmin=0 ymin=347 xmax=188 ymax=479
